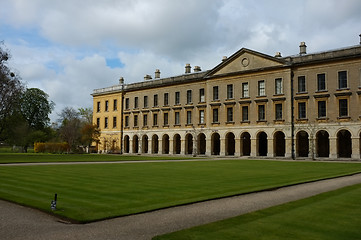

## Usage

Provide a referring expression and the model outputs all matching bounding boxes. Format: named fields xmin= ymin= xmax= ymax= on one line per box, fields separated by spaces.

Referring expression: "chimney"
xmin=185 ymin=64 xmax=191 ymax=74
xmin=119 ymin=77 xmax=124 ymax=85
xmin=275 ymin=52 xmax=282 ymax=58
xmin=155 ymin=69 xmax=160 ymax=79
xmin=359 ymin=34 xmax=361 ymax=44
xmin=222 ymin=56 xmax=228 ymax=61
xmin=299 ymin=42 xmax=307 ymax=55
xmin=144 ymin=74 xmax=152 ymax=81
xmin=194 ymin=66 xmax=202 ymax=72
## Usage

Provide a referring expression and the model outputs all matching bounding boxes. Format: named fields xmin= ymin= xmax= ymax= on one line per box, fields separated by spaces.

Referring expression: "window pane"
xmin=199 ymin=88 xmax=205 ymax=102
xmin=134 ymin=97 xmax=138 ymax=108
xmin=338 ymin=71 xmax=347 ymax=89
xmin=275 ymin=104 xmax=282 ymax=120
xmin=298 ymin=102 xmax=306 ymax=119
xmin=175 ymin=112 xmax=180 ymax=124
xmin=164 ymin=113 xmax=168 ymax=125
xmin=258 ymin=105 xmax=265 ymax=121
xmin=339 ymin=99 xmax=348 ymax=117
xmin=317 ymin=74 xmax=326 ymax=91
xmin=318 ymin=101 xmax=326 ymax=118
xmin=175 ymin=92 xmax=180 ymax=105
xmin=153 ymin=113 xmax=158 ymax=126
xmin=187 ymin=90 xmax=192 ymax=104
xmin=227 ymin=107 xmax=233 ymax=122
xmin=242 ymin=106 xmax=249 ymax=121
xmin=298 ymin=76 xmax=306 ymax=92
xmin=199 ymin=110 xmax=205 ymax=124
xmin=134 ymin=115 xmax=138 ymax=126
xmin=144 ymin=96 xmax=148 ymax=108
xmin=154 ymin=94 xmax=158 ymax=107
xmin=258 ymin=81 xmax=265 ymax=96
xmin=187 ymin=111 xmax=192 ymax=124
xmin=213 ymin=86 xmax=219 ymax=100
xmin=105 ymin=101 xmax=109 ymax=111
xmin=164 ymin=93 xmax=169 ymax=106
xmin=227 ymin=84 xmax=233 ymax=99
xmin=242 ymin=83 xmax=249 ymax=98
xmin=275 ymin=78 xmax=283 ymax=94
xmin=113 ymin=99 xmax=117 ymax=111
xmin=213 ymin=108 xmax=219 ymax=122
xmin=113 ymin=116 xmax=117 ymax=128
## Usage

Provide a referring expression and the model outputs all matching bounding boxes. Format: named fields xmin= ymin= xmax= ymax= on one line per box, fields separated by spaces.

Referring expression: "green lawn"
xmin=0 ymin=153 xmax=194 ymax=163
xmin=0 ymin=160 xmax=360 ymax=222
xmin=153 ymin=183 xmax=361 ymax=240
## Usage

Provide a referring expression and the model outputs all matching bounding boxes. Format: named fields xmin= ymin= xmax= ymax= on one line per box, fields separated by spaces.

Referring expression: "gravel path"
xmin=1 ymin=173 xmax=361 ymax=240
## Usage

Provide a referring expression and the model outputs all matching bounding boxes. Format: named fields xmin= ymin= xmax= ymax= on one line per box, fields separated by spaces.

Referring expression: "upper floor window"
xmin=317 ymin=73 xmax=326 ymax=91
xmin=199 ymin=110 xmax=205 ymax=124
xmin=318 ymin=101 xmax=327 ymax=118
xmin=275 ymin=104 xmax=283 ymax=120
xmin=175 ymin=91 xmax=180 ymax=105
xmin=144 ymin=96 xmax=148 ymax=108
xmin=113 ymin=116 xmax=117 ymax=128
xmin=213 ymin=86 xmax=219 ymax=101
xmin=227 ymin=107 xmax=233 ymax=122
xmin=199 ymin=88 xmax=205 ymax=102
xmin=338 ymin=71 xmax=347 ymax=89
xmin=186 ymin=90 xmax=192 ymax=104
xmin=125 ymin=98 xmax=130 ymax=110
xmin=113 ymin=99 xmax=118 ymax=111
xmin=134 ymin=115 xmax=138 ymax=127
xmin=153 ymin=94 xmax=158 ymax=107
xmin=258 ymin=80 xmax=265 ymax=96
xmin=227 ymin=84 xmax=233 ymax=99
xmin=212 ymin=108 xmax=219 ymax=123
xmin=298 ymin=76 xmax=306 ymax=93
xmin=298 ymin=102 xmax=306 ymax=119
xmin=104 ymin=117 xmax=108 ymax=128
xmin=164 ymin=112 xmax=169 ymax=126
xmin=275 ymin=78 xmax=283 ymax=95
xmin=164 ymin=93 xmax=169 ymax=106
xmin=96 ymin=118 xmax=100 ymax=128
xmin=143 ymin=114 xmax=148 ymax=126
xmin=175 ymin=112 xmax=180 ymax=125
xmin=242 ymin=106 xmax=249 ymax=121
xmin=258 ymin=105 xmax=265 ymax=121
xmin=124 ymin=116 xmax=129 ymax=127
xmin=134 ymin=97 xmax=138 ymax=109
xmin=105 ymin=100 xmax=109 ymax=111
xmin=339 ymin=99 xmax=348 ymax=117
xmin=186 ymin=111 xmax=192 ymax=124
xmin=242 ymin=82 xmax=249 ymax=98
xmin=153 ymin=113 xmax=158 ymax=126
xmin=97 ymin=101 xmax=101 ymax=112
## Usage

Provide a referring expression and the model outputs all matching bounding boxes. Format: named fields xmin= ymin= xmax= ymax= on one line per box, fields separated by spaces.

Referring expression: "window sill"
xmin=173 ymin=124 xmax=181 ymax=127
xmin=226 ymin=121 xmax=235 ymax=125
xmin=257 ymin=120 xmax=267 ymax=123
xmin=241 ymin=120 xmax=250 ymax=123
xmin=337 ymin=116 xmax=351 ymax=120
xmin=185 ymin=124 xmax=193 ymax=127
xmin=296 ymin=91 xmax=308 ymax=95
xmin=274 ymin=119 xmax=285 ymax=123
xmin=316 ymin=117 xmax=328 ymax=121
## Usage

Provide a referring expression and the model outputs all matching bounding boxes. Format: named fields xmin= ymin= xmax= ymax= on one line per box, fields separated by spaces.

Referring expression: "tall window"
xmin=339 ymin=99 xmax=348 ymax=117
xmin=105 ymin=100 xmax=109 ymax=111
xmin=213 ymin=108 xmax=219 ymax=123
xmin=153 ymin=94 xmax=158 ymax=107
xmin=227 ymin=84 xmax=233 ymax=99
xmin=227 ymin=107 xmax=233 ymax=122
xmin=153 ymin=113 xmax=158 ymax=126
xmin=104 ymin=117 xmax=108 ymax=128
xmin=258 ymin=80 xmax=265 ymax=96
xmin=199 ymin=88 xmax=205 ymax=102
xmin=125 ymin=98 xmax=129 ymax=110
xmin=199 ymin=110 xmax=205 ymax=124
xmin=298 ymin=76 xmax=306 ymax=93
xmin=175 ymin=112 xmax=180 ymax=125
xmin=164 ymin=93 xmax=169 ymax=106
xmin=143 ymin=114 xmax=148 ymax=126
xmin=317 ymin=73 xmax=326 ymax=91
xmin=96 ymin=118 xmax=100 ymax=128
xmin=213 ymin=86 xmax=219 ymax=101
xmin=298 ymin=102 xmax=306 ymax=119
xmin=186 ymin=90 xmax=192 ymax=104
xmin=125 ymin=116 xmax=129 ymax=127
xmin=318 ymin=101 xmax=326 ymax=118
xmin=134 ymin=97 xmax=138 ymax=109
xmin=338 ymin=71 xmax=347 ymax=89
xmin=97 ymin=102 xmax=101 ymax=112
xmin=242 ymin=106 xmax=249 ymax=121
xmin=164 ymin=112 xmax=169 ymax=125
xmin=144 ymin=96 xmax=148 ymax=108
xmin=242 ymin=82 xmax=249 ymax=98
xmin=275 ymin=104 xmax=283 ymax=120
xmin=186 ymin=111 xmax=192 ymax=124
xmin=113 ymin=99 xmax=117 ymax=111
xmin=275 ymin=78 xmax=283 ymax=94
xmin=175 ymin=91 xmax=180 ymax=105
xmin=258 ymin=105 xmax=265 ymax=121
xmin=134 ymin=115 xmax=138 ymax=127
xmin=113 ymin=116 xmax=117 ymax=128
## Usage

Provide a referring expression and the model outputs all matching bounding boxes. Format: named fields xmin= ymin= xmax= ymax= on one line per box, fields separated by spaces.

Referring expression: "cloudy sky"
xmin=1 ymin=0 xmax=360 ymax=122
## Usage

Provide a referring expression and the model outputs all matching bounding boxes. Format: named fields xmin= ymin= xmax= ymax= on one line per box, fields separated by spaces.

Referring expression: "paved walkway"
xmin=1 ymin=173 xmax=361 ymax=240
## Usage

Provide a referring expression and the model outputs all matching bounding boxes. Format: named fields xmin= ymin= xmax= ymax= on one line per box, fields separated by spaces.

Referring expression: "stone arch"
xmin=316 ymin=130 xmax=329 ymax=158
xmin=257 ymin=131 xmax=268 ymax=156
xmin=132 ymin=135 xmax=139 ymax=154
xmin=197 ymin=133 xmax=206 ymax=155
xmin=142 ymin=135 xmax=148 ymax=153
xmin=124 ymin=135 xmax=130 ymax=153
xmin=337 ymin=129 xmax=351 ymax=158
xmin=211 ymin=132 xmax=220 ymax=155
xmin=296 ymin=131 xmax=309 ymax=157
xmin=274 ymin=131 xmax=285 ymax=157
xmin=185 ymin=133 xmax=193 ymax=155
xmin=240 ymin=132 xmax=251 ymax=156
xmin=162 ymin=134 xmax=170 ymax=154
xmin=173 ymin=134 xmax=181 ymax=154
xmin=225 ymin=132 xmax=235 ymax=156
xmin=152 ymin=134 xmax=159 ymax=154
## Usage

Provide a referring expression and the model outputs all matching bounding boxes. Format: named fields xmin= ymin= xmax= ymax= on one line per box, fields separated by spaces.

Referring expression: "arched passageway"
xmin=133 ymin=135 xmax=139 ymax=154
xmin=296 ymin=131 xmax=309 ymax=157
xmin=211 ymin=132 xmax=220 ymax=155
xmin=152 ymin=135 xmax=159 ymax=154
xmin=173 ymin=134 xmax=181 ymax=154
xmin=226 ymin=132 xmax=235 ymax=156
xmin=337 ymin=130 xmax=351 ymax=158
xmin=124 ymin=135 xmax=130 ymax=153
xmin=257 ymin=132 xmax=268 ymax=156
xmin=316 ymin=130 xmax=329 ymax=157
xmin=142 ymin=135 xmax=148 ymax=153
xmin=185 ymin=134 xmax=193 ymax=155
xmin=197 ymin=133 xmax=206 ymax=155
xmin=162 ymin=134 xmax=169 ymax=154
xmin=274 ymin=131 xmax=285 ymax=157
xmin=241 ymin=132 xmax=251 ymax=156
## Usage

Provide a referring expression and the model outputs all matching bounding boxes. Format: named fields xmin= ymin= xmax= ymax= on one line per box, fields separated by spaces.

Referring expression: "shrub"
xmin=34 ymin=142 xmax=69 ymax=153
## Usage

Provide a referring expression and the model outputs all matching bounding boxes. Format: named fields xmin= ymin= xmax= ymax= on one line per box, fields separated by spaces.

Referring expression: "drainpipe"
xmin=291 ymin=71 xmax=295 ymax=160
xmin=119 ymin=77 xmax=125 ymax=154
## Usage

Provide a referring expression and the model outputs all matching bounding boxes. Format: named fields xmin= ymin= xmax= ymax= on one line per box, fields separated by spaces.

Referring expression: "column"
xmin=235 ymin=138 xmax=241 ymax=157
xmin=250 ymin=138 xmax=257 ymax=157
xmin=351 ymin=137 xmax=360 ymax=159
xmin=169 ymin=138 xmax=174 ymax=155
xmin=159 ymin=139 xmax=163 ymax=155
xmin=285 ymin=137 xmax=292 ymax=158
xmin=181 ymin=139 xmax=186 ymax=155
xmin=129 ymin=139 xmax=134 ymax=154
xmin=267 ymin=138 xmax=274 ymax=158
xmin=309 ymin=137 xmax=316 ymax=159
xmin=220 ymin=137 xmax=226 ymax=156
xmin=206 ymin=138 xmax=212 ymax=156
xmin=148 ymin=139 xmax=152 ymax=154
xmin=329 ymin=137 xmax=337 ymax=159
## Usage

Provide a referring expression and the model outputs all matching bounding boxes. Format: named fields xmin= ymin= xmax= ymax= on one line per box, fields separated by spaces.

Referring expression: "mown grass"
xmin=153 ymin=183 xmax=361 ymax=240
xmin=0 ymin=160 xmax=360 ymax=222
xmin=0 ymin=153 xmax=194 ymax=163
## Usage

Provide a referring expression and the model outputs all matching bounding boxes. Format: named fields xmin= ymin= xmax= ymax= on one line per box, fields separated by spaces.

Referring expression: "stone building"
xmin=92 ymin=40 xmax=361 ymax=159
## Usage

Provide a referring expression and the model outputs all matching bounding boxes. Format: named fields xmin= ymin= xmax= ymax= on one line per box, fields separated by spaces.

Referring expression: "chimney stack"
xmin=144 ymin=74 xmax=152 ymax=81
xmin=275 ymin=52 xmax=282 ymax=58
xmin=359 ymin=34 xmax=361 ymax=44
xmin=299 ymin=42 xmax=307 ymax=55
xmin=185 ymin=64 xmax=191 ymax=74
xmin=119 ymin=77 xmax=124 ymax=85
xmin=155 ymin=69 xmax=161 ymax=79
xmin=222 ymin=56 xmax=228 ymax=61
xmin=194 ymin=66 xmax=201 ymax=72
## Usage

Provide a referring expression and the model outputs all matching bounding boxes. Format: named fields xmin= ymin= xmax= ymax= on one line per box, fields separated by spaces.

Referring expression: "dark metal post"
xmin=291 ymin=71 xmax=295 ymax=160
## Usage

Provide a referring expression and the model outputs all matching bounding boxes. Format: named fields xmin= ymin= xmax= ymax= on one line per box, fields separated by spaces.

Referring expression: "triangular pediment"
xmin=207 ymin=48 xmax=286 ymax=77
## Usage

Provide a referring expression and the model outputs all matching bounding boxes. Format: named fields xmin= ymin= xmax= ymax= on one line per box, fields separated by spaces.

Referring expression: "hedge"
xmin=34 ymin=142 xmax=69 ymax=153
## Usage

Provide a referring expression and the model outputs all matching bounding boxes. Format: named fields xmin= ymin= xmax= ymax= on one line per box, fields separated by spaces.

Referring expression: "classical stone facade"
xmin=92 ymin=42 xmax=361 ymax=159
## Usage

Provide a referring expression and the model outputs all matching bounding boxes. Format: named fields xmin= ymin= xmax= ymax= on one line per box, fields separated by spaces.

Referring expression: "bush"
xmin=34 ymin=142 xmax=69 ymax=153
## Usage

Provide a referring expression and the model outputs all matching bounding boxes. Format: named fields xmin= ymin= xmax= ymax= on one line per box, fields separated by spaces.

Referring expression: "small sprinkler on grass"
xmin=51 ymin=193 xmax=57 ymax=211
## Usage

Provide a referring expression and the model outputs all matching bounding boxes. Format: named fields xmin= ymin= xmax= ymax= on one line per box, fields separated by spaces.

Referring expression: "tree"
xmin=0 ymin=42 xmax=24 ymax=139
xmin=81 ymin=124 xmax=100 ymax=152
xmin=58 ymin=107 xmax=81 ymax=151
xmin=78 ymin=107 xmax=93 ymax=125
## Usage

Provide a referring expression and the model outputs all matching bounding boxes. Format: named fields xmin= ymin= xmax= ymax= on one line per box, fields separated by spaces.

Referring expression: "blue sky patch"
xmin=106 ymin=57 xmax=124 ymax=68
